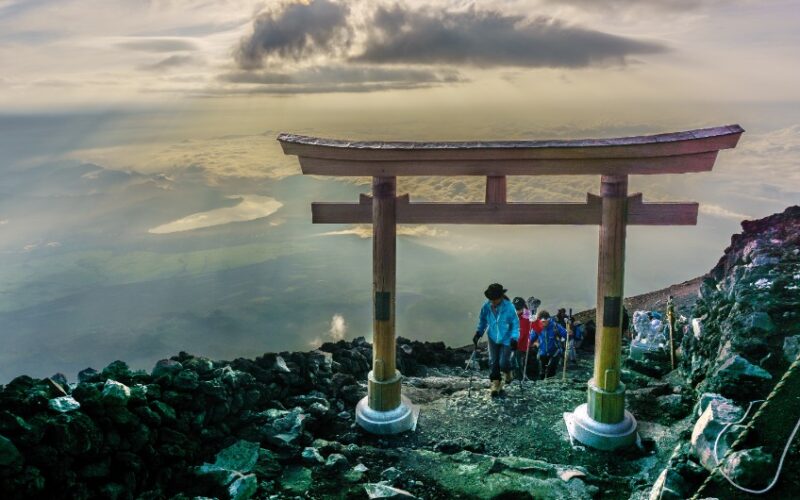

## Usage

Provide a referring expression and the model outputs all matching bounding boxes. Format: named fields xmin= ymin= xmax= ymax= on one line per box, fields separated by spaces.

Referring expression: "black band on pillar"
xmin=603 ymin=296 xmax=622 ymax=327
xmin=375 ymin=291 xmax=391 ymax=321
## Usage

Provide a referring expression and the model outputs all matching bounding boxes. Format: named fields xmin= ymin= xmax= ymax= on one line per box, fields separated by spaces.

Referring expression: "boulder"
xmin=212 ymin=440 xmax=260 ymax=472
xmin=183 ymin=356 xmax=215 ymax=375
xmin=705 ymin=355 xmax=772 ymax=400
xmin=301 ymin=447 xmax=324 ymax=465
xmin=345 ymin=463 xmax=369 ymax=483
xmin=364 ymin=483 xmax=417 ymax=499
xmin=151 ymin=359 xmax=183 ymax=380
xmin=648 ymin=468 xmax=687 ymax=500
xmin=395 ymin=449 xmax=594 ymax=499
xmin=227 ymin=474 xmax=258 ymax=500
xmin=690 ymin=395 xmax=744 ymax=470
xmin=381 ymin=466 xmax=403 ymax=484
xmin=280 ymin=465 xmax=313 ymax=495
xmin=322 ymin=453 xmax=349 ymax=475
xmin=173 ymin=370 xmax=200 ymax=391
xmin=783 ymin=335 xmax=800 ymax=363
xmin=264 ymin=408 xmax=308 ymax=451
xmin=101 ymin=360 xmax=132 ymax=382
xmin=656 ymin=394 xmax=691 ymax=420
xmin=253 ymin=448 xmax=282 ymax=479
xmin=101 ymin=380 xmax=131 ymax=406
xmin=0 ymin=434 xmax=22 ymax=465
xmin=193 ymin=440 xmax=261 ymax=500
xmin=78 ymin=367 xmax=100 ymax=383
xmin=49 ymin=373 xmax=68 ymax=388
xmin=48 ymin=396 xmax=81 ymax=413
xmin=720 ymin=447 xmax=775 ymax=490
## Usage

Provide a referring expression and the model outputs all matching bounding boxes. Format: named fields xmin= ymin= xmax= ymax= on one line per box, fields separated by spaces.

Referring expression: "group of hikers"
xmin=472 ymin=283 xmax=585 ymax=397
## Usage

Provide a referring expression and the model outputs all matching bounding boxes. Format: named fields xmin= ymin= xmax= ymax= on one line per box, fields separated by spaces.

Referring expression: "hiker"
xmin=511 ymin=297 xmax=538 ymax=382
xmin=555 ymin=308 xmax=568 ymax=328
xmin=532 ymin=310 xmax=567 ymax=379
xmin=473 ymin=283 xmax=519 ymax=397
xmin=567 ymin=317 xmax=585 ymax=362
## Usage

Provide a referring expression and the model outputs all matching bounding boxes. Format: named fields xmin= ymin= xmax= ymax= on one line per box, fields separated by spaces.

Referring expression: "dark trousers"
xmin=539 ymin=354 xmax=560 ymax=379
xmin=488 ymin=338 xmax=512 ymax=381
xmin=512 ymin=349 xmax=538 ymax=381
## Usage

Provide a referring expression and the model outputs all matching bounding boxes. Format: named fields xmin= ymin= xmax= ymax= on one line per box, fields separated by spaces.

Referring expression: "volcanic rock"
xmin=364 ymin=482 xmax=417 ymax=499
xmin=719 ymin=446 xmax=775 ymax=490
xmin=48 ymin=396 xmax=81 ymax=413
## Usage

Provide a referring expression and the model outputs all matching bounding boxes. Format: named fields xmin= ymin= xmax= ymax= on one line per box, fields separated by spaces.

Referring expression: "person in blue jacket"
xmin=473 ymin=283 xmax=520 ymax=397
xmin=532 ymin=310 xmax=568 ymax=379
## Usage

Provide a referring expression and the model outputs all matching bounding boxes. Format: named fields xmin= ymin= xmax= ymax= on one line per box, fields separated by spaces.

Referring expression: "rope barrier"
xmin=689 ymin=352 xmax=800 ymax=499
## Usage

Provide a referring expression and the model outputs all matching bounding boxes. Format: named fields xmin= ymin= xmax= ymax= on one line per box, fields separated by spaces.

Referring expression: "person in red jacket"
xmin=511 ymin=297 xmax=538 ymax=382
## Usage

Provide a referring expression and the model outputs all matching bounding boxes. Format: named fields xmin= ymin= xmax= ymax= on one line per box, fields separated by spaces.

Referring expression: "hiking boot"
xmin=503 ymin=371 xmax=513 ymax=384
xmin=490 ymin=379 xmax=501 ymax=397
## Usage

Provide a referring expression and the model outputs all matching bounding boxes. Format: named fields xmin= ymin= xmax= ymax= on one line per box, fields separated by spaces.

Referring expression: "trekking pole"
xmin=466 ymin=342 xmax=477 ymax=397
xmin=562 ymin=308 xmax=572 ymax=381
xmin=666 ymin=296 xmax=676 ymax=370
xmin=522 ymin=340 xmax=531 ymax=383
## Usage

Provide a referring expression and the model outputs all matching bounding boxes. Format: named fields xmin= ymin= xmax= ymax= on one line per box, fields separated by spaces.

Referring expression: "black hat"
xmin=512 ymin=297 xmax=526 ymax=310
xmin=484 ymin=283 xmax=507 ymax=300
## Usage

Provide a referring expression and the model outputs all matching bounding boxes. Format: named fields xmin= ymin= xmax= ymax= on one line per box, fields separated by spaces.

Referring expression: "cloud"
xmin=235 ymin=0 xmax=352 ymax=69
xmin=117 ymin=38 xmax=198 ymax=52
xmin=541 ymin=0 xmax=731 ymax=12
xmin=699 ymin=204 xmax=752 ymax=220
xmin=225 ymin=1 xmax=666 ymax=96
xmin=148 ymin=195 xmax=283 ymax=234
xmin=139 ymin=54 xmax=203 ymax=72
xmin=319 ymin=225 xmax=449 ymax=239
xmin=309 ymin=312 xmax=348 ymax=348
xmin=69 ymin=133 xmax=300 ymax=181
xmin=354 ymin=4 xmax=667 ymax=68
xmin=329 ymin=313 xmax=347 ymax=341
xmin=221 ymin=65 xmax=460 ymax=85
xmin=215 ymin=64 xmax=462 ymax=94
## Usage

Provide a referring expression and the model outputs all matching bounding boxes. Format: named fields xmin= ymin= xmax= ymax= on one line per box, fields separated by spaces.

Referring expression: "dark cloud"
xmin=353 ymin=5 xmax=667 ymax=68
xmin=117 ymin=38 xmax=198 ymax=52
xmin=139 ymin=55 xmax=202 ymax=72
xmin=235 ymin=0 xmax=351 ymax=69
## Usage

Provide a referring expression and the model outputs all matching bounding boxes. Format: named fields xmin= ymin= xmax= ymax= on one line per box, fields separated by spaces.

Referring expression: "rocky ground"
xmin=1 ymin=206 xmax=798 ymax=499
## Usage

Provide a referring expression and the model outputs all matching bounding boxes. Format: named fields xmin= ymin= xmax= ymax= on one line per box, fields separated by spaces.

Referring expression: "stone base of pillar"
xmin=564 ymin=403 xmax=638 ymax=451
xmin=355 ymin=395 xmax=418 ymax=435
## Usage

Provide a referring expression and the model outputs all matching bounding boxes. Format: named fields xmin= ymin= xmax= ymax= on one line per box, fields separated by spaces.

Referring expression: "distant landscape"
xmin=1 ymin=105 xmax=799 ymax=382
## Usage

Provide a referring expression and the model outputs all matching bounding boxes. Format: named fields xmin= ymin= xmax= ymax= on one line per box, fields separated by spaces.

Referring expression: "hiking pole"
xmin=466 ymin=341 xmax=478 ymax=397
xmin=522 ymin=340 xmax=531 ymax=383
xmin=666 ymin=296 xmax=676 ymax=370
xmin=562 ymin=308 xmax=572 ymax=381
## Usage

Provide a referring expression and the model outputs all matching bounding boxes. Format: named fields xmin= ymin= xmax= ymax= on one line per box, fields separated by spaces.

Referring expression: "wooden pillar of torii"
xmin=278 ymin=125 xmax=743 ymax=443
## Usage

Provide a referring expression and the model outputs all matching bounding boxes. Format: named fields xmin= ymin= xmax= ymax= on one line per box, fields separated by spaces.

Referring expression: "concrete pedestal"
xmin=629 ymin=340 xmax=668 ymax=362
xmin=564 ymin=403 xmax=638 ymax=451
xmin=355 ymin=395 xmax=418 ymax=435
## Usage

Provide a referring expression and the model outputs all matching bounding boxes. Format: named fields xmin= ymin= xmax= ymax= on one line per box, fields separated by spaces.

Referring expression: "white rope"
xmin=712 ymin=399 xmax=800 ymax=494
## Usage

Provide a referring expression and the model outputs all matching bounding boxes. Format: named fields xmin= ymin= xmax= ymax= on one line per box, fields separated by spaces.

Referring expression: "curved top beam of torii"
xmin=278 ymin=124 xmax=743 ymax=176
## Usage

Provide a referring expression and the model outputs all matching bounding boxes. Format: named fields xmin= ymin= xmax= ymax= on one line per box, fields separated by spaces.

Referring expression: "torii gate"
xmin=278 ymin=124 xmax=743 ymax=449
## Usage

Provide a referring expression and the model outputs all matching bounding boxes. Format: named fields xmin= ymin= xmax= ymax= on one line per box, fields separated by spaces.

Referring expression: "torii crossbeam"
xmin=278 ymin=124 xmax=743 ymax=448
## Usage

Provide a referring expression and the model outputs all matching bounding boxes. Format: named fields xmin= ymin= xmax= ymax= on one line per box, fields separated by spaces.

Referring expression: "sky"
xmin=0 ymin=0 xmax=798 ymax=108
xmin=0 ymin=0 xmax=799 ymax=381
